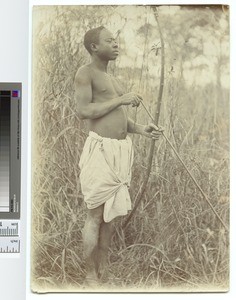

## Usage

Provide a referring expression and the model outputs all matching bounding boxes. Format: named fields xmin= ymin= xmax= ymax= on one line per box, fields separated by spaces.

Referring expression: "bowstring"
xmin=131 ymin=7 xmax=150 ymax=145
xmin=131 ymin=105 xmax=138 ymax=145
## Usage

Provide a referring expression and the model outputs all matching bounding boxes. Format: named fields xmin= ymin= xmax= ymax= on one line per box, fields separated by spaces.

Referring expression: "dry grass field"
xmin=31 ymin=5 xmax=229 ymax=292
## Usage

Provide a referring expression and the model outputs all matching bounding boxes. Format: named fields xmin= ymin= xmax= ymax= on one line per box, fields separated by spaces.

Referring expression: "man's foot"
xmin=97 ymin=261 xmax=108 ymax=282
xmin=84 ymin=270 xmax=99 ymax=287
xmin=98 ymin=265 xmax=117 ymax=284
xmin=84 ymin=277 xmax=99 ymax=287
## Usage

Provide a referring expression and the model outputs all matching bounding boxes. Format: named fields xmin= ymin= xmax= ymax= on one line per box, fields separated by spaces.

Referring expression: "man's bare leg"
xmin=97 ymin=220 xmax=114 ymax=282
xmin=82 ymin=205 xmax=103 ymax=284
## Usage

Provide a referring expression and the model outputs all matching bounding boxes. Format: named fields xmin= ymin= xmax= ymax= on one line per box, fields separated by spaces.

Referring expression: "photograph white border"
xmin=27 ymin=1 xmax=236 ymax=299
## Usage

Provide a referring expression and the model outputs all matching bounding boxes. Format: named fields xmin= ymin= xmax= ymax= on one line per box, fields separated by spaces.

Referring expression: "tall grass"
xmin=31 ymin=5 xmax=229 ymax=292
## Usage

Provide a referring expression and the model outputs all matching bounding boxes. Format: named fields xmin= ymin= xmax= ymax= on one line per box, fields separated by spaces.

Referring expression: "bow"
xmin=123 ymin=7 xmax=228 ymax=232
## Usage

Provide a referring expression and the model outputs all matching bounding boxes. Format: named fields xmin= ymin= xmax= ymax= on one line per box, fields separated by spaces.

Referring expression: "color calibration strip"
xmin=0 ymin=83 xmax=21 ymax=254
xmin=0 ymin=90 xmax=10 ymax=212
xmin=0 ymin=83 xmax=21 ymax=220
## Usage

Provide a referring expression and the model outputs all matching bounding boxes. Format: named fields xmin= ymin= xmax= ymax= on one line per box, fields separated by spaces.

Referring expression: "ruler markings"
xmin=0 ymin=220 xmax=20 ymax=253
xmin=0 ymin=237 xmax=20 ymax=253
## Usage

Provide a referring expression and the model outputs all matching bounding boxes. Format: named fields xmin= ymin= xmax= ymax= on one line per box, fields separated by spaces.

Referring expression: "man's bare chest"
xmin=91 ymin=73 xmax=123 ymax=100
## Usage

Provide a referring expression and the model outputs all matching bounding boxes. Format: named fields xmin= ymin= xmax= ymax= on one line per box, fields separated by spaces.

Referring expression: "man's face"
xmin=95 ymin=29 xmax=119 ymax=61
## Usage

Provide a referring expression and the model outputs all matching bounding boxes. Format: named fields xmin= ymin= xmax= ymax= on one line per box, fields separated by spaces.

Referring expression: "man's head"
xmin=84 ymin=26 xmax=119 ymax=60
xmin=84 ymin=26 xmax=105 ymax=54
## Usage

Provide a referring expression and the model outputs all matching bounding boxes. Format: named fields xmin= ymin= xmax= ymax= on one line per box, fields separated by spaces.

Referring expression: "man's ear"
xmin=90 ymin=43 xmax=98 ymax=53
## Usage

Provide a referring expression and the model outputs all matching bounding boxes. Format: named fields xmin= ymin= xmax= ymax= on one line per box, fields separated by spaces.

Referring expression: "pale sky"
xmin=107 ymin=5 xmax=229 ymax=88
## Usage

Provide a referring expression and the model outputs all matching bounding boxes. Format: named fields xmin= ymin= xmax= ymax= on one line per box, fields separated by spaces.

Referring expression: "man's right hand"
xmin=120 ymin=92 xmax=142 ymax=107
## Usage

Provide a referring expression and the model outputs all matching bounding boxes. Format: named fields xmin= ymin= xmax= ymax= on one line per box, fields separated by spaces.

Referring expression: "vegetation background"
xmin=31 ymin=5 xmax=229 ymax=292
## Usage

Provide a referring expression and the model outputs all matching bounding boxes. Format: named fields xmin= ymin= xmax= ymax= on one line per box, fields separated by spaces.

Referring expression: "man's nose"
xmin=113 ymin=41 xmax=118 ymax=48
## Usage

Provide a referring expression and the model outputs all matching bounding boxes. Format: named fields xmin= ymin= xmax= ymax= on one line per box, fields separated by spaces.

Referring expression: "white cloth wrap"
xmin=79 ymin=131 xmax=134 ymax=222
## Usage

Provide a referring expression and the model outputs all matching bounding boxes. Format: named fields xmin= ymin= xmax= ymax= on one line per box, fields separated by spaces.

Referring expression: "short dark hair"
xmin=84 ymin=26 xmax=106 ymax=55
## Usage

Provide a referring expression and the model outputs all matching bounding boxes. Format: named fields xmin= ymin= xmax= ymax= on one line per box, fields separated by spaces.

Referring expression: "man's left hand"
xmin=144 ymin=123 xmax=164 ymax=140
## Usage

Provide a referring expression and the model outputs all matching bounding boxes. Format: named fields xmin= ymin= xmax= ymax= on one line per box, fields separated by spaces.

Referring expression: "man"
xmin=74 ymin=26 xmax=163 ymax=285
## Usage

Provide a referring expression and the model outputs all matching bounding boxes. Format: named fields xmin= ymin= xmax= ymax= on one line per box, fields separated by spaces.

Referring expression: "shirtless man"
xmin=75 ymin=26 xmax=163 ymax=284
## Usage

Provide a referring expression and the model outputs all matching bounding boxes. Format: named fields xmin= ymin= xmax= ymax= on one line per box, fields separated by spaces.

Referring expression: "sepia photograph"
xmin=31 ymin=5 xmax=229 ymax=292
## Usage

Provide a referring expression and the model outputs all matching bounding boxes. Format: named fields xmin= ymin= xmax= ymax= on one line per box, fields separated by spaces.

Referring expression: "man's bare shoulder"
xmin=75 ymin=64 xmax=92 ymax=84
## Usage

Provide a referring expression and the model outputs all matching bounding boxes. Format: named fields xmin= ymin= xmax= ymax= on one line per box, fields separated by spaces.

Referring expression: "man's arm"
xmin=74 ymin=67 xmax=141 ymax=120
xmin=128 ymin=117 xmax=164 ymax=139
xmin=127 ymin=117 xmax=147 ymax=136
